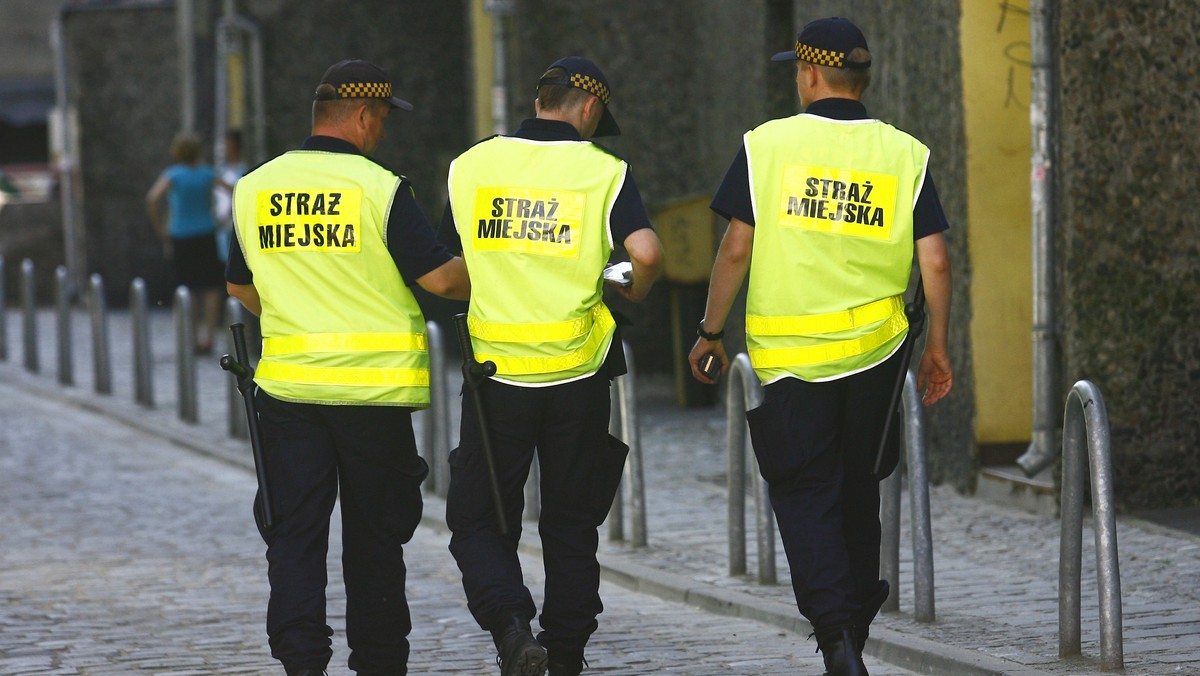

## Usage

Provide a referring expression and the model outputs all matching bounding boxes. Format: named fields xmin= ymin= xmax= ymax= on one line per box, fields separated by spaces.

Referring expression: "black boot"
xmin=491 ymin=612 xmax=548 ymax=676
xmin=855 ymin=580 xmax=890 ymax=653
xmin=816 ymin=624 xmax=868 ymax=676
xmin=546 ymin=647 xmax=586 ymax=676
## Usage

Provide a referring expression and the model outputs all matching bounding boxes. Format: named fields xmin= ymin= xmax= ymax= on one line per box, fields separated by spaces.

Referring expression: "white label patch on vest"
xmin=471 ymin=187 xmax=584 ymax=257
xmin=255 ymin=189 xmax=362 ymax=253
xmin=777 ymin=165 xmax=897 ymax=240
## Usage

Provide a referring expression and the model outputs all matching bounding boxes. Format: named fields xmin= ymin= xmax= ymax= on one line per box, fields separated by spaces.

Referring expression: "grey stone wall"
xmin=62 ymin=0 xmax=469 ymax=306
xmin=1057 ymin=3 xmax=1200 ymax=509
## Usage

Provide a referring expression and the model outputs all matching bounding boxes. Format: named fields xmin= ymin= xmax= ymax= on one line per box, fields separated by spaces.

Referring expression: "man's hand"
xmin=916 ymin=347 xmax=953 ymax=406
xmin=688 ymin=337 xmax=728 ymax=385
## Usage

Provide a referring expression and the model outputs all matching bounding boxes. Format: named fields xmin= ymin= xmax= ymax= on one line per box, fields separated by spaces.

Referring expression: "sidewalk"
xmin=3 ymin=307 xmax=1199 ymax=674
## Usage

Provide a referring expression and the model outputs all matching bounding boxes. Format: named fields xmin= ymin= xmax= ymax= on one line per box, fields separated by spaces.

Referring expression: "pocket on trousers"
xmin=590 ymin=434 xmax=630 ymax=527
xmin=745 ymin=398 xmax=789 ymax=486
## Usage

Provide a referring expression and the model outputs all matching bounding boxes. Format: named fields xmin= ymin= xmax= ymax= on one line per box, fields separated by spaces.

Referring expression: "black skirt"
xmin=171 ymin=232 xmax=225 ymax=290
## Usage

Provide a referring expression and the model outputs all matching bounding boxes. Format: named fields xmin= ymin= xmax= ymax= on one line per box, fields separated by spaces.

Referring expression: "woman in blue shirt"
xmin=146 ymin=132 xmax=228 ymax=353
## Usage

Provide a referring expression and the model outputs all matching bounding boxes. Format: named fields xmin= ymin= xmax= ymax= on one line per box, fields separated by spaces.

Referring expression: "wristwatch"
xmin=697 ymin=321 xmax=725 ymax=341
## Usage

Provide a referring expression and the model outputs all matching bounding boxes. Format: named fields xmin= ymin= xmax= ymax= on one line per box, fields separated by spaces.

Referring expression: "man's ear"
xmin=582 ymin=95 xmax=601 ymax=122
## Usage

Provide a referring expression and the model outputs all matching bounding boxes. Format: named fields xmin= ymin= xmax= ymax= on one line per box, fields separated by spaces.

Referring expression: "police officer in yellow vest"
xmin=226 ymin=59 xmax=470 ymax=676
xmin=441 ymin=56 xmax=663 ymax=676
xmin=688 ymin=19 xmax=953 ymax=676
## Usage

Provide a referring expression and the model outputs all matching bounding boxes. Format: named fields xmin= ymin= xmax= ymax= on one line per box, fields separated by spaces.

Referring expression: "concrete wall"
xmin=1057 ymin=3 xmax=1200 ymax=509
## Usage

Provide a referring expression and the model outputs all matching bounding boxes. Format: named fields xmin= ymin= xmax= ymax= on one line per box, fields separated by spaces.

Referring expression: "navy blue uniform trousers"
xmin=446 ymin=370 xmax=625 ymax=656
xmin=255 ymin=390 xmax=428 ymax=675
xmin=746 ymin=349 xmax=904 ymax=632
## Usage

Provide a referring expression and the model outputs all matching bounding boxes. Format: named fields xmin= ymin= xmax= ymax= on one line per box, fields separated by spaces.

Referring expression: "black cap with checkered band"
xmin=537 ymin=56 xmax=620 ymax=137
xmin=314 ymin=59 xmax=414 ymax=111
xmin=771 ymin=17 xmax=871 ymax=70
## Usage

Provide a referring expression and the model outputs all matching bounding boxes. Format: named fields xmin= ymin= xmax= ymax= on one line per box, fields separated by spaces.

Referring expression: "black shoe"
xmin=491 ymin=613 xmax=548 ymax=676
xmin=817 ymin=625 xmax=868 ymax=676
xmin=546 ymin=648 xmax=586 ymax=676
xmin=284 ymin=669 xmax=326 ymax=676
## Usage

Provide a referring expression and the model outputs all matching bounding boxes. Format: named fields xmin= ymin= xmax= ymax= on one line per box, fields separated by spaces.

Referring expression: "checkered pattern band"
xmin=336 ymin=82 xmax=393 ymax=99
xmin=795 ymin=42 xmax=846 ymax=68
xmin=569 ymin=73 xmax=610 ymax=105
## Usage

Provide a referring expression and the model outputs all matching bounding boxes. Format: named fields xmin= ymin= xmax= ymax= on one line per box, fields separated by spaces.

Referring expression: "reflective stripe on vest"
xmin=262 ymin=332 xmax=427 ymax=356
xmin=749 ymin=308 xmax=907 ymax=369
xmin=746 ymin=295 xmax=903 ymax=336
xmin=255 ymin=361 xmax=429 ymax=388
xmin=474 ymin=304 xmax=615 ymax=375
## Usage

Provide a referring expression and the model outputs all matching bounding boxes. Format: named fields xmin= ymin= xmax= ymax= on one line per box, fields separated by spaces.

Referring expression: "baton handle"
xmin=453 ymin=313 xmax=509 ymax=535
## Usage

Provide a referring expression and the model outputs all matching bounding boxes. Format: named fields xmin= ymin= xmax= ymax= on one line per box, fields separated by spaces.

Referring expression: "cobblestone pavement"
xmin=0 ymin=315 xmax=918 ymax=675
xmin=3 ymin=306 xmax=1200 ymax=674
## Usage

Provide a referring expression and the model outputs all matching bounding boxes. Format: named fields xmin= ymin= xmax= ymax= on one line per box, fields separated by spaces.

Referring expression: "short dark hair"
xmin=536 ymin=67 xmax=593 ymax=112
xmin=312 ymin=85 xmax=389 ymax=125
xmin=813 ymin=47 xmax=872 ymax=94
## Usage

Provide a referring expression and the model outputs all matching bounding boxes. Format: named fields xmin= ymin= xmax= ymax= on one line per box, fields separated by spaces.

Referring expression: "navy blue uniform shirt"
xmin=225 ymin=135 xmax=452 ymax=286
xmin=438 ymin=117 xmax=653 ymax=252
xmin=710 ymin=98 xmax=950 ymax=239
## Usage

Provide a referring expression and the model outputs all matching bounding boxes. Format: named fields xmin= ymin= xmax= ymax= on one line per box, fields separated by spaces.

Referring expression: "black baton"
xmin=453 ymin=312 xmax=509 ymax=535
xmin=873 ymin=278 xmax=927 ymax=476
xmin=220 ymin=322 xmax=274 ymax=529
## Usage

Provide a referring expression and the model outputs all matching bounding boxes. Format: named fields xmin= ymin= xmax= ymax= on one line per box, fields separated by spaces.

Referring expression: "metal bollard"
xmin=88 ymin=274 xmax=112 ymax=394
xmin=21 ymin=258 xmax=38 ymax=373
xmin=726 ymin=353 xmax=775 ymax=583
xmin=617 ymin=340 xmax=647 ymax=547
xmin=879 ymin=371 xmax=936 ymax=621
xmin=55 ymin=266 xmax=74 ymax=386
xmin=225 ymin=296 xmax=248 ymax=439
xmin=130 ymin=278 xmax=154 ymax=407
xmin=0 ymin=256 xmax=7 ymax=361
xmin=607 ymin=381 xmax=625 ymax=542
xmin=423 ymin=321 xmax=452 ymax=497
xmin=1059 ymin=380 xmax=1123 ymax=670
xmin=174 ymin=286 xmax=198 ymax=423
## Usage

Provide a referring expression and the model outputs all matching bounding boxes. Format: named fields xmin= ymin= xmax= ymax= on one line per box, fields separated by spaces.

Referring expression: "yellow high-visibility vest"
xmin=233 ymin=149 xmax=430 ymax=406
xmin=744 ymin=112 xmax=929 ymax=383
xmin=448 ymin=135 xmax=623 ymax=384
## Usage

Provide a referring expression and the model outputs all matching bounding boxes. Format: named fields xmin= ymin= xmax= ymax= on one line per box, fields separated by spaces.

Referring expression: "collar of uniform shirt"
xmin=511 ymin=117 xmax=583 ymax=142
xmin=804 ymin=97 xmax=868 ymax=121
xmin=300 ymin=135 xmax=363 ymax=154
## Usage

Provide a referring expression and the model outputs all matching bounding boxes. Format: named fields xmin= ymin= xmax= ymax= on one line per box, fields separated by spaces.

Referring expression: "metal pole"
xmin=225 ymin=296 xmax=247 ymax=438
xmin=726 ymin=354 xmax=765 ymax=578
xmin=88 ymin=274 xmax=112 ymax=394
xmin=174 ymin=286 xmax=197 ymax=423
xmin=0 ymin=256 xmax=7 ymax=361
xmin=20 ymin=258 xmax=38 ymax=373
xmin=484 ymin=0 xmax=513 ymax=135
xmin=903 ymin=371 xmax=936 ymax=623
xmin=752 ymin=450 xmax=776 ymax=585
xmin=619 ymin=341 xmax=647 ymax=547
xmin=51 ymin=16 xmax=83 ymax=294
xmin=1018 ymin=0 xmax=1060 ymax=477
xmin=1059 ymin=381 xmax=1123 ymax=670
xmin=177 ymin=0 xmax=196 ymax=133
xmin=879 ymin=447 xmax=902 ymax=613
xmin=55 ymin=265 xmax=73 ymax=386
xmin=607 ymin=378 xmax=625 ymax=542
xmin=131 ymin=278 xmax=154 ymax=407
xmin=426 ymin=321 xmax=451 ymax=498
